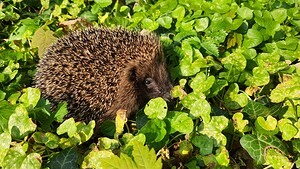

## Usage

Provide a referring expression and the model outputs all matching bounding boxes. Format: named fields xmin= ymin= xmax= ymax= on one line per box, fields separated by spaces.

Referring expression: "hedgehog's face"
xmin=142 ymin=76 xmax=173 ymax=102
xmin=129 ymin=60 xmax=173 ymax=103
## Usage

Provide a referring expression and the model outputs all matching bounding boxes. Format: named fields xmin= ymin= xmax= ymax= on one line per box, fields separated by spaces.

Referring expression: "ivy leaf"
xmin=278 ymin=119 xmax=298 ymax=141
xmin=200 ymin=116 xmax=228 ymax=146
xmin=245 ymin=67 xmax=270 ymax=86
xmin=0 ymin=101 xmax=17 ymax=132
xmin=54 ymin=102 xmax=69 ymax=123
xmin=265 ymin=148 xmax=292 ymax=169
xmin=32 ymin=132 xmax=60 ymax=149
xmin=139 ymin=119 xmax=167 ymax=143
xmin=215 ymin=146 xmax=230 ymax=167
xmin=82 ymin=150 xmax=114 ymax=168
xmin=224 ymin=83 xmax=248 ymax=110
xmin=20 ymin=153 xmax=42 ymax=169
xmin=3 ymin=143 xmax=42 ymax=169
xmin=49 ymin=148 xmax=79 ymax=169
xmin=242 ymin=100 xmax=269 ymax=119
xmin=270 ymin=75 xmax=300 ymax=103
xmin=57 ymin=118 xmax=77 ymax=137
xmin=221 ymin=49 xmax=247 ymax=72
xmin=31 ymin=26 xmax=57 ymax=58
xmin=0 ymin=132 xmax=11 ymax=166
xmin=240 ymin=134 xmax=288 ymax=164
xmin=8 ymin=104 xmax=37 ymax=139
xmin=190 ymin=72 xmax=215 ymax=93
xmin=190 ymin=98 xmax=211 ymax=123
xmin=270 ymin=8 xmax=287 ymax=23
xmin=255 ymin=116 xmax=279 ymax=135
xmin=166 ymin=111 xmax=193 ymax=134
xmin=19 ymin=87 xmax=40 ymax=108
xmin=256 ymin=52 xmax=288 ymax=74
xmin=191 ymin=134 xmax=213 ymax=155
xmin=232 ymin=113 xmax=249 ymax=133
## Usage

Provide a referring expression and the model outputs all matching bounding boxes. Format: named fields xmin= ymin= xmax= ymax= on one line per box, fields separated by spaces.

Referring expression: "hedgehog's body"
xmin=34 ymin=27 xmax=173 ymax=125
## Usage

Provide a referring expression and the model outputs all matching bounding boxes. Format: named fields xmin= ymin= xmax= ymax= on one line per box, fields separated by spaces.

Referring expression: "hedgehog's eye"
xmin=144 ymin=78 xmax=153 ymax=86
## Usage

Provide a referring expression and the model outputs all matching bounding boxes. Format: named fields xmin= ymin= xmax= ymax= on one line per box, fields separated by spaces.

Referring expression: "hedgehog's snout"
xmin=159 ymin=85 xmax=173 ymax=102
xmin=162 ymin=91 xmax=173 ymax=102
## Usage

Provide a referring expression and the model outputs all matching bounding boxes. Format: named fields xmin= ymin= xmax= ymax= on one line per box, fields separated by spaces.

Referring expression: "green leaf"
xmin=215 ymin=146 xmax=230 ymax=166
xmin=200 ymin=40 xmax=219 ymax=57
xmin=54 ymin=102 xmax=68 ymax=123
xmin=265 ymin=148 xmax=292 ymax=169
xmin=242 ymin=100 xmax=269 ymax=119
xmin=75 ymin=120 xmax=95 ymax=143
xmin=256 ymin=52 xmax=288 ymax=74
xmin=19 ymin=87 xmax=40 ymax=108
xmin=270 ymin=75 xmax=300 ymax=103
xmin=243 ymin=28 xmax=263 ymax=48
xmin=31 ymin=26 xmax=57 ymax=58
xmin=144 ymin=97 xmax=168 ymax=120
xmin=166 ymin=111 xmax=193 ymax=134
xmin=179 ymin=49 xmax=207 ymax=76
xmin=221 ymin=48 xmax=247 ymax=72
xmin=0 ymin=101 xmax=16 ymax=132
xmin=278 ymin=119 xmax=298 ymax=141
xmin=191 ymin=134 xmax=213 ymax=155
xmin=156 ymin=16 xmax=172 ymax=29
xmin=256 ymin=116 xmax=277 ymax=131
xmin=240 ymin=134 xmax=288 ymax=164
xmin=254 ymin=116 xmax=278 ymax=135
xmin=141 ymin=18 xmax=159 ymax=31
xmin=41 ymin=0 xmax=49 ymax=9
xmin=0 ymin=132 xmax=11 ymax=166
xmin=132 ymin=142 xmax=162 ymax=169
xmin=200 ymin=116 xmax=228 ymax=146
xmin=245 ymin=67 xmax=270 ymax=86
xmin=224 ymin=83 xmax=248 ymax=110
xmin=82 ymin=150 xmax=114 ymax=168
xmin=190 ymin=98 xmax=211 ymax=123
xmin=95 ymin=0 xmax=112 ymax=8
xmin=232 ymin=113 xmax=249 ymax=133
xmin=171 ymin=5 xmax=185 ymax=21
xmin=49 ymin=148 xmax=79 ymax=169
xmin=194 ymin=17 xmax=209 ymax=32
xmin=32 ymin=132 xmax=60 ymax=149
xmin=237 ymin=7 xmax=253 ymax=20
xmin=0 ymin=90 xmax=6 ymax=101
xmin=208 ymin=79 xmax=228 ymax=98
xmin=57 ymin=118 xmax=77 ymax=137
xmin=8 ymin=104 xmax=37 ymax=139
xmin=3 ymin=143 xmax=42 ymax=169
xmin=271 ymin=8 xmax=287 ymax=23
xmin=139 ymin=119 xmax=167 ymax=143
xmin=98 ymin=137 xmax=119 ymax=150
xmin=175 ymin=140 xmax=193 ymax=158
xmin=20 ymin=153 xmax=42 ymax=169
xmin=190 ymin=72 xmax=215 ymax=93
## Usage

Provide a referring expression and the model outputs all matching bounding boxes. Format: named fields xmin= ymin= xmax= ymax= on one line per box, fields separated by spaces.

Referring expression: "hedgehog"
xmin=34 ymin=27 xmax=173 ymax=127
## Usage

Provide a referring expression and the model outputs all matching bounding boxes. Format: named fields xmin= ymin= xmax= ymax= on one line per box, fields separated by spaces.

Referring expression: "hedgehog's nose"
xmin=163 ymin=92 xmax=173 ymax=102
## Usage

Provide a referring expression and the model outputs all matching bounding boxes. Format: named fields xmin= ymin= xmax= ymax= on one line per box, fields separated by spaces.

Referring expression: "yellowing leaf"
xmin=31 ymin=26 xmax=57 ymax=58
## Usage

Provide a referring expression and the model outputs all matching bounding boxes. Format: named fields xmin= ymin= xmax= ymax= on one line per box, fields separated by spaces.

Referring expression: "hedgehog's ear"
xmin=129 ymin=66 xmax=137 ymax=82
